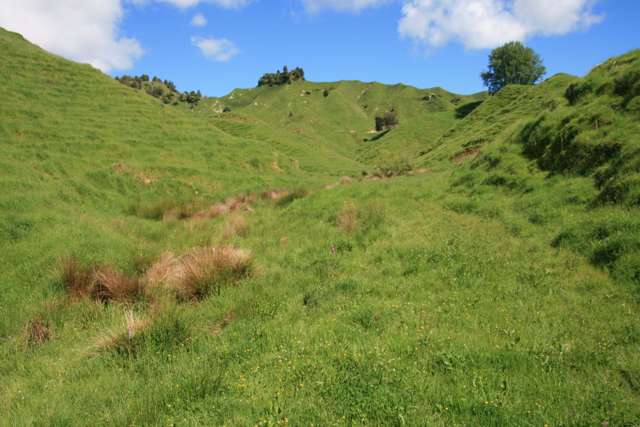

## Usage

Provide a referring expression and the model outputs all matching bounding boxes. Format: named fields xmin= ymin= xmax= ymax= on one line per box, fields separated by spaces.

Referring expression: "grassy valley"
xmin=1 ymin=26 xmax=640 ymax=425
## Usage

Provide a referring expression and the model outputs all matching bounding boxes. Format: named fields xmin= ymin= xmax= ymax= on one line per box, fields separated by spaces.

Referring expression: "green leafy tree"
xmin=481 ymin=41 xmax=546 ymax=94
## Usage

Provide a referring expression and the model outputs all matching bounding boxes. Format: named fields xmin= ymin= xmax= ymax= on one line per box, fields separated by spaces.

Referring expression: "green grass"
xmin=1 ymin=27 xmax=639 ymax=425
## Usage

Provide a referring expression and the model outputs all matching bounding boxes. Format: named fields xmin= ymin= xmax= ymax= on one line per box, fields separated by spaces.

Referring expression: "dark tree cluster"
xmin=115 ymin=75 xmax=202 ymax=107
xmin=375 ymin=109 xmax=399 ymax=132
xmin=258 ymin=66 xmax=305 ymax=87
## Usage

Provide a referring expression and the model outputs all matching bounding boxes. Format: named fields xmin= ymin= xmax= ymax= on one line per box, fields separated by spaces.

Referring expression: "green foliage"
xmin=481 ymin=41 xmax=546 ymax=94
xmin=257 ymin=65 xmax=305 ymax=87
xmin=374 ymin=109 xmax=398 ymax=131
xmin=116 ymin=74 xmax=201 ymax=106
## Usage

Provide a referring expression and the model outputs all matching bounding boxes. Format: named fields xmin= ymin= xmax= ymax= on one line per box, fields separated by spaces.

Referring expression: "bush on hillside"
xmin=116 ymin=74 xmax=202 ymax=107
xmin=614 ymin=69 xmax=640 ymax=106
xmin=565 ymin=82 xmax=593 ymax=105
xmin=258 ymin=65 xmax=305 ymax=87
xmin=375 ymin=110 xmax=398 ymax=131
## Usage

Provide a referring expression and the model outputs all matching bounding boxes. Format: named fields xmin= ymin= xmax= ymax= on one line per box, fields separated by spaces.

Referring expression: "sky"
xmin=1 ymin=0 xmax=638 ymax=96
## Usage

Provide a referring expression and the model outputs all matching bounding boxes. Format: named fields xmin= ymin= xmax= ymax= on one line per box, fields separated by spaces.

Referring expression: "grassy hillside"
xmin=1 ymin=27 xmax=640 ymax=425
xmin=420 ymin=50 xmax=640 ymax=288
xmin=202 ymin=80 xmax=484 ymax=167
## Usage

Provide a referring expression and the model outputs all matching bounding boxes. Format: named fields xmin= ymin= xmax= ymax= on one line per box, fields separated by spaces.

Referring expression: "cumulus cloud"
xmin=191 ymin=36 xmax=239 ymax=61
xmin=398 ymin=0 xmax=603 ymax=50
xmin=132 ymin=0 xmax=252 ymax=9
xmin=301 ymin=0 xmax=391 ymax=13
xmin=191 ymin=13 xmax=208 ymax=26
xmin=0 ymin=0 xmax=143 ymax=72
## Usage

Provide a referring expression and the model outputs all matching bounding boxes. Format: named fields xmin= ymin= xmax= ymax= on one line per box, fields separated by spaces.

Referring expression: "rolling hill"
xmin=1 ymin=26 xmax=639 ymax=425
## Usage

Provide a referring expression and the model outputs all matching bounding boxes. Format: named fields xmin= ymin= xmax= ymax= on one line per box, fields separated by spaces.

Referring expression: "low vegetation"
xmin=374 ymin=109 xmax=399 ymax=131
xmin=116 ymin=74 xmax=202 ymax=106
xmin=257 ymin=65 xmax=305 ymax=87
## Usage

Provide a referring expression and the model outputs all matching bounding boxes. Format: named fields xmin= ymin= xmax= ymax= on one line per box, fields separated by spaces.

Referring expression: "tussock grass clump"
xmin=23 ymin=316 xmax=51 ymax=347
xmin=60 ymin=257 xmax=142 ymax=304
xmin=61 ymin=257 xmax=95 ymax=299
xmin=340 ymin=176 xmax=353 ymax=185
xmin=92 ymin=268 xmax=143 ymax=304
xmin=145 ymin=246 xmax=253 ymax=301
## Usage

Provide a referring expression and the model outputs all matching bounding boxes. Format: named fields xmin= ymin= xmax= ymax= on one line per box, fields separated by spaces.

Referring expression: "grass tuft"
xmin=23 ymin=316 xmax=51 ymax=347
xmin=145 ymin=246 xmax=253 ymax=301
xmin=60 ymin=256 xmax=94 ymax=299
xmin=92 ymin=268 xmax=143 ymax=304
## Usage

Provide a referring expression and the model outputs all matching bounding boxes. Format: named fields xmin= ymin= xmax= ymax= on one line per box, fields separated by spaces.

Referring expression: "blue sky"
xmin=2 ymin=1 xmax=639 ymax=96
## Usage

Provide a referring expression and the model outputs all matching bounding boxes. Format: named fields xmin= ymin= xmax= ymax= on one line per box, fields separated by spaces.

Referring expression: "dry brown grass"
xmin=92 ymin=268 xmax=142 ymax=303
xmin=24 ymin=316 xmax=51 ymax=347
xmin=61 ymin=256 xmax=94 ymax=299
xmin=192 ymin=195 xmax=255 ymax=221
xmin=340 ymin=176 xmax=353 ymax=185
xmin=337 ymin=201 xmax=358 ymax=233
xmin=223 ymin=214 xmax=249 ymax=238
xmin=124 ymin=310 xmax=149 ymax=340
xmin=145 ymin=246 xmax=252 ymax=301
xmin=61 ymin=257 xmax=142 ymax=304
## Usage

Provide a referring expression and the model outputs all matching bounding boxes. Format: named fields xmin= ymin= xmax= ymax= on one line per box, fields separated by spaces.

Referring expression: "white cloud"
xmin=191 ymin=36 xmax=239 ymax=61
xmin=133 ymin=0 xmax=252 ymax=9
xmin=399 ymin=0 xmax=602 ymax=50
xmin=301 ymin=0 xmax=391 ymax=13
xmin=0 ymin=0 xmax=143 ymax=72
xmin=191 ymin=13 xmax=208 ymax=26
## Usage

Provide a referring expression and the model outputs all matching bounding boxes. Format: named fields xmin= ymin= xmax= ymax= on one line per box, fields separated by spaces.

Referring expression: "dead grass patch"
xmin=192 ymin=195 xmax=255 ymax=221
xmin=409 ymin=167 xmax=432 ymax=175
xmin=451 ymin=147 xmax=481 ymax=165
xmin=61 ymin=257 xmax=94 ymax=299
xmin=337 ymin=201 xmax=359 ymax=233
xmin=145 ymin=246 xmax=252 ymax=301
xmin=340 ymin=176 xmax=353 ymax=185
xmin=24 ymin=316 xmax=51 ymax=347
xmin=61 ymin=257 xmax=142 ymax=304
xmin=92 ymin=268 xmax=143 ymax=303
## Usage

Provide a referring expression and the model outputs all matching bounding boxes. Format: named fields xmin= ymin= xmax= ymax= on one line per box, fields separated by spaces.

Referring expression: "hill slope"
xmin=1 ymin=27 xmax=640 ymax=425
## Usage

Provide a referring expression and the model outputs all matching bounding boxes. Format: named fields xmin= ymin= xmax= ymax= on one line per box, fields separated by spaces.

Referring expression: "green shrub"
xmin=375 ymin=110 xmax=398 ymax=131
xmin=565 ymin=82 xmax=593 ymax=105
